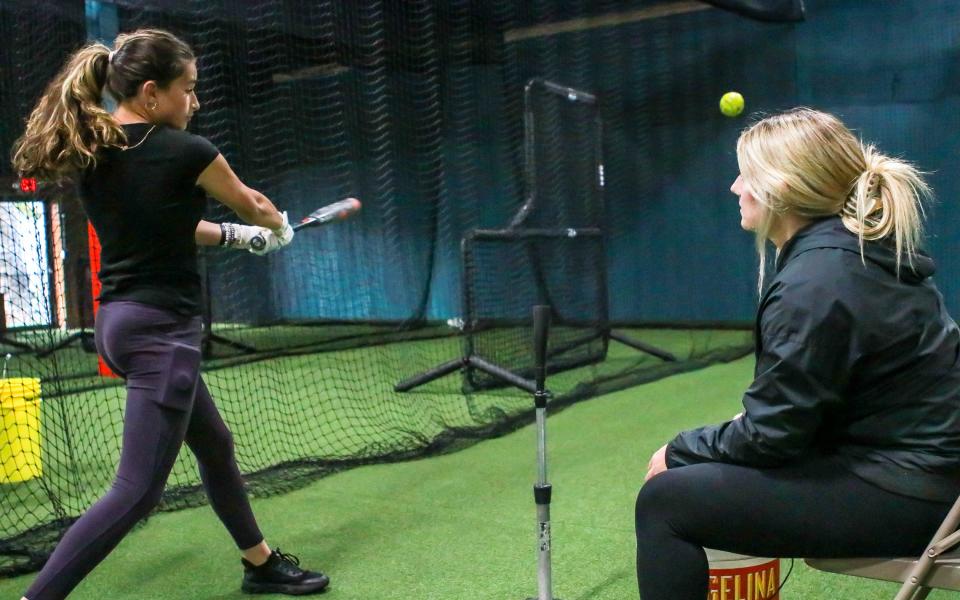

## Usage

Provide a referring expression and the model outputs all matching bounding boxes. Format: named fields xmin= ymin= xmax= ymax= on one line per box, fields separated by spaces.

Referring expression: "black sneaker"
xmin=241 ymin=549 xmax=330 ymax=595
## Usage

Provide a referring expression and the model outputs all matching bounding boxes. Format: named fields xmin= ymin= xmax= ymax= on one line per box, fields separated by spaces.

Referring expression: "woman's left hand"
xmin=645 ymin=444 xmax=669 ymax=482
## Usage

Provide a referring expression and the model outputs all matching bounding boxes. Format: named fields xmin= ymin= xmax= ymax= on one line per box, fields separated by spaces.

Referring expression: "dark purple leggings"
xmin=25 ymin=301 xmax=264 ymax=600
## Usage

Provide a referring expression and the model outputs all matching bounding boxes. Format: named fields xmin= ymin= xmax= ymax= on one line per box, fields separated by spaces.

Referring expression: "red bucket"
xmin=706 ymin=549 xmax=780 ymax=600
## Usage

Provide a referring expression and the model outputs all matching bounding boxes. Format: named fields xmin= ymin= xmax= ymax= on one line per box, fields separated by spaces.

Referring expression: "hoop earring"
xmin=147 ymin=102 xmax=158 ymax=111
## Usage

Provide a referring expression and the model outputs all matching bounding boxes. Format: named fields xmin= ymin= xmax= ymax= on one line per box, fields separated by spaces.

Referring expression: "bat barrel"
xmin=293 ymin=198 xmax=362 ymax=231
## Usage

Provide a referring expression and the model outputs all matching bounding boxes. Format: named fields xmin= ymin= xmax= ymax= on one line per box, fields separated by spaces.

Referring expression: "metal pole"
xmin=527 ymin=305 xmax=559 ymax=600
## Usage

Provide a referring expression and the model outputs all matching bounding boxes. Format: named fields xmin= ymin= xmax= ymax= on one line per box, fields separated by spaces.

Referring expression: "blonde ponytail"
xmin=737 ymin=108 xmax=932 ymax=289
xmin=11 ymin=43 xmax=127 ymax=182
xmin=842 ymin=145 xmax=930 ymax=273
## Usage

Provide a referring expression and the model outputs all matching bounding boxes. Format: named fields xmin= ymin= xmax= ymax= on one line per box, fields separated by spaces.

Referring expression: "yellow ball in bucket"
xmin=720 ymin=91 xmax=745 ymax=118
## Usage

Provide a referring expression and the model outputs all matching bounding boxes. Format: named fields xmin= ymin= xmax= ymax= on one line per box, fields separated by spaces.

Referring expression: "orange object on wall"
xmin=87 ymin=223 xmax=117 ymax=378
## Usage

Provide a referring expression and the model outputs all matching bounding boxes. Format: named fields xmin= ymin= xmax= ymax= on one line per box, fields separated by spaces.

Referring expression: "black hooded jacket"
xmin=667 ymin=217 xmax=960 ymax=502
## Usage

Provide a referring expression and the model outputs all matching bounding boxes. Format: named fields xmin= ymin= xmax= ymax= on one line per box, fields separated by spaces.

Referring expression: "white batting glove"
xmin=220 ymin=222 xmax=265 ymax=250
xmin=248 ymin=230 xmax=284 ymax=255
xmin=271 ymin=211 xmax=295 ymax=246
xmin=248 ymin=212 xmax=295 ymax=256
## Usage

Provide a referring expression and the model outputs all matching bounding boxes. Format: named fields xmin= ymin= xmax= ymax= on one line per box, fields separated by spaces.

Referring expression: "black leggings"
xmin=25 ymin=302 xmax=264 ymax=600
xmin=635 ymin=458 xmax=953 ymax=600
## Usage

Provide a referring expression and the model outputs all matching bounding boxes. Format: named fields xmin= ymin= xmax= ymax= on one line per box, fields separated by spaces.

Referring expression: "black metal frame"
xmin=521 ymin=79 xmax=675 ymax=362
xmin=395 ymin=80 xmax=673 ymax=394
xmin=397 ymin=228 xmax=609 ymax=394
xmin=394 ymin=78 xmax=677 ymax=393
xmin=461 ymin=227 xmax=609 ymax=391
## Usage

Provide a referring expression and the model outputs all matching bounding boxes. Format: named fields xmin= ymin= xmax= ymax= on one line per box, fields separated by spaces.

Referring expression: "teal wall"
xmin=533 ymin=0 xmax=960 ymax=323
xmin=74 ymin=1 xmax=960 ymax=324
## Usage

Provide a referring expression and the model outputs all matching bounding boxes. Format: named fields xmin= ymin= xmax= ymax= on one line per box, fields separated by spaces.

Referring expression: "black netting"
xmin=514 ymin=80 xmax=604 ymax=229
xmin=462 ymin=229 xmax=608 ymax=390
xmin=0 ymin=0 xmax=756 ymax=576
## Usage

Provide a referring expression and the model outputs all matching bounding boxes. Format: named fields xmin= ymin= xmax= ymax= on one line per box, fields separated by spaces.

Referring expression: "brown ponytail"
xmin=12 ymin=29 xmax=195 ymax=182
xmin=11 ymin=43 xmax=126 ymax=182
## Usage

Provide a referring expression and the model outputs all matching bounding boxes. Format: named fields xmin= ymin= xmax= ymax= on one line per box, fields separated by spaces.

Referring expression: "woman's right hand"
xmin=645 ymin=444 xmax=669 ymax=482
xmin=270 ymin=210 xmax=295 ymax=246
xmin=249 ymin=212 xmax=294 ymax=256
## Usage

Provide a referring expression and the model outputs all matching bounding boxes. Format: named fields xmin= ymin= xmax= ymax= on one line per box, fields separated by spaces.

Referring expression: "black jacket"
xmin=667 ymin=217 xmax=960 ymax=502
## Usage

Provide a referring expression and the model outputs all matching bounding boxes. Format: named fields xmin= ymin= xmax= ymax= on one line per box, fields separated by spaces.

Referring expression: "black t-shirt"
xmin=80 ymin=123 xmax=219 ymax=315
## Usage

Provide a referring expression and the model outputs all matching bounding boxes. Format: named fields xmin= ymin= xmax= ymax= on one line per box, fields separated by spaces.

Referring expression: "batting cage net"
xmin=0 ymin=0 xmax=756 ymax=575
xmin=463 ymin=228 xmax=610 ymax=391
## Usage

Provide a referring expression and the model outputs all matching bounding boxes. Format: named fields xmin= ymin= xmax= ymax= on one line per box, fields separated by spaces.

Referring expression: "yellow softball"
xmin=719 ymin=91 xmax=744 ymax=117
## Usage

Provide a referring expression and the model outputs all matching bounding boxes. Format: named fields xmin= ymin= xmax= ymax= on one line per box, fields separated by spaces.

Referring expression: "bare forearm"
xmin=237 ymin=189 xmax=283 ymax=229
xmin=196 ymin=156 xmax=283 ymax=230
xmin=195 ymin=220 xmax=223 ymax=246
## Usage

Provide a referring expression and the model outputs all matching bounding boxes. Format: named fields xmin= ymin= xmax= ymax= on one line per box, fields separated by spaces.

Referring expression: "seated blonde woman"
xmin=635 ymin=108 xmax=960 ymax=600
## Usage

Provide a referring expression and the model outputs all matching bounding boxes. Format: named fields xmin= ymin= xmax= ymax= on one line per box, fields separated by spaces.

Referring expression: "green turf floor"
xmin=2 ymin=328 xmax=751 ymax=541
xmin=3 ymin=356 xmax=953 ymax=599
